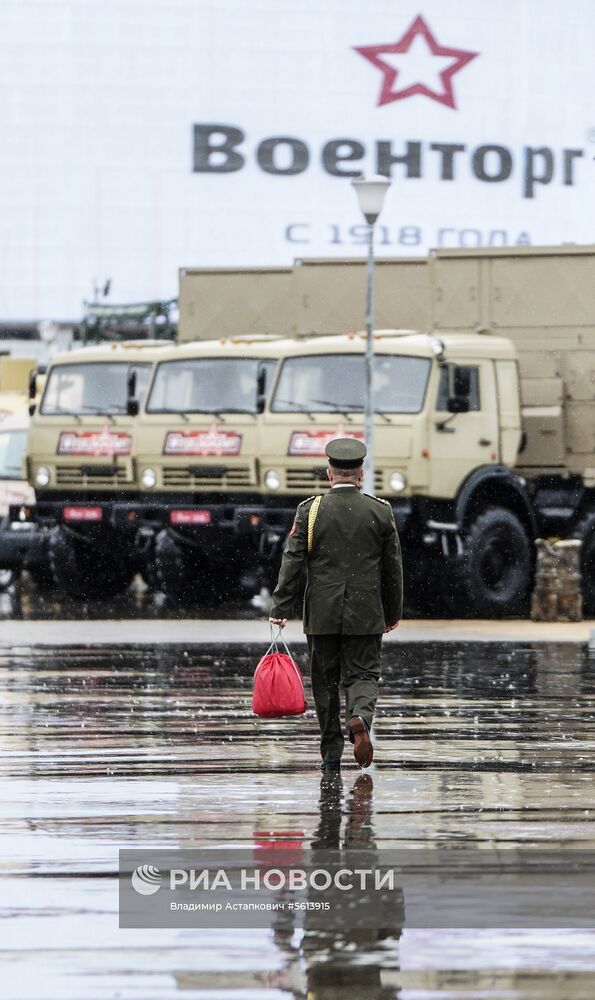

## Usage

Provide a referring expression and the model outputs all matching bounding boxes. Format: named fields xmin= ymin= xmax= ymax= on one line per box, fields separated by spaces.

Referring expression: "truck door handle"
xmin=478 ymin=438 xmax=492 ymax=446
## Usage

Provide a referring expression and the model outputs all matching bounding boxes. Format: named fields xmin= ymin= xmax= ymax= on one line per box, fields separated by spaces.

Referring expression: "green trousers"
xmin=307 ymin=634 xmax=382 ymax=763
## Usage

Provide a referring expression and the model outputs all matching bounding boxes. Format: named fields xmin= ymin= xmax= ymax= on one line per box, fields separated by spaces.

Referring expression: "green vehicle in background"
xmin=79 ymin=299 xmax=177 ymax=345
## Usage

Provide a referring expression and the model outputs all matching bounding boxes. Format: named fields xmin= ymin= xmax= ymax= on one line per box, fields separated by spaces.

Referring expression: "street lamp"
xmin=351 ymin=174 xmax=391 ymax=495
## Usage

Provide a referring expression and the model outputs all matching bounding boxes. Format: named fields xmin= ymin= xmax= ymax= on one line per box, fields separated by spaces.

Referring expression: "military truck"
xmin=26 ymin=340 xmax=171 ymax=598
xmin=259 ymin=328 xmax=526 ymax=616
xmin=0 ymin=407 xmax=50 ymax=589
xmin=131 ymin=336 xmax=290 ymax=602
xmin=173 ymin=246 xmax=595 ymax=617
xmin=0 ymin=358 xmax=50 ymax=588
xmin=0 ymin=356 xmax=39 ymax=420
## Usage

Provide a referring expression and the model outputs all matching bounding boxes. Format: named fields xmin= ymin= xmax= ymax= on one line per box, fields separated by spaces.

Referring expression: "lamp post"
xmin=351 ymin=174 xmax=391 ymax=495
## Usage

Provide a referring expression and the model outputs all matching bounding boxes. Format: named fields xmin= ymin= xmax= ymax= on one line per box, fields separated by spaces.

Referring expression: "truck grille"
xmin=162 ymin=465 xmax=253 ymax=489
xmin=285 ymin=468 xmax=384 ymax=492
xmin=55 ymin=465 xmax=132 ymax=487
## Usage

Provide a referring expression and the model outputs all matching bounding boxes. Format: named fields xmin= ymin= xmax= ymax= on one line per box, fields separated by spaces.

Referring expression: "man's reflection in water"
xmin=273 ymin=774 xmax=404 ymax=999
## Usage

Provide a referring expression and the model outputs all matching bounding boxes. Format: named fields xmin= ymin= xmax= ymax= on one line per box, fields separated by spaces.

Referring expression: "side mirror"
xmin=28 ymin=370 xmax=37 ymax=399
xmin=446 ymin=395 xmax=470 ymax=414
xmin=28 ymin=402 xmax=36 ymax=417
xmin=126 ymin=369 xmax=139 ymax=415
xmin=256 ymin=366 xmax=267 ymax=414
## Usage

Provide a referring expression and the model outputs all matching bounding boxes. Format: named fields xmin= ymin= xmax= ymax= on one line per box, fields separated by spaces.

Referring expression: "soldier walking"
xmin=269 ymin=438 xmax=403 ymax=771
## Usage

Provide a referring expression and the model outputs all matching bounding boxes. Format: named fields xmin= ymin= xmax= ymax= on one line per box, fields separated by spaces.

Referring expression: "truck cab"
xmin=261 ymin=329 xmax=521 ymax=497
xmin=133 ymin=336 xmax=290 ymax=602
xmin=260 ymin=329 xmax=528 ymax=616
xmin=28 ymin=340 xmax=171 ymax=598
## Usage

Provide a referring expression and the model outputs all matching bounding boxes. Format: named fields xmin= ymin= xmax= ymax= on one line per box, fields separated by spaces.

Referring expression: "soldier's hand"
xmin=269 ymin=617 xmax=288 ymax=628
xmin=385 ymin=621 xmax=400 ymax=632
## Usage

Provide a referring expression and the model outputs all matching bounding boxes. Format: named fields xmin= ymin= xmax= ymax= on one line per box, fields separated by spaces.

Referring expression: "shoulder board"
xmin=298 ymin=495 xmax=317 ymax=507
xmin=364 ymin=493 xmax=391 ymax=506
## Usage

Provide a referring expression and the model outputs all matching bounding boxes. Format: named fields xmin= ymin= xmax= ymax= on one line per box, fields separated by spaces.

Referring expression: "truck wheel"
xmin=575 ymin=513 xmax=595 ymax=615
xmin=49 ymin=526 xmax=134 ymax=600
xmin=141 ymin=559 xmax=159 ymax=592
xmin=450 ymin=508 xmax=532 ymax=617
xmin=154 ymin=529 xmax=219 ymax=605
xmin=136 ymin=538 xmax=159 ymax=591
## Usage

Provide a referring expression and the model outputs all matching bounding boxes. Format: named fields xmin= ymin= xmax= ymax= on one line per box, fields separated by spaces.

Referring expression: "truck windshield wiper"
xmin=155 ymin=407 xmax=227 ymax=422
xmin=210 ymin=408 xmax=256 ymax=416
xmin=42 ymin=409 xmax=81 ymax=421
xmin=183 ymin=407 xmax=258 ymax=418
xmin=77 ymin=405 xmax=124 ymax=417
xmin=311 ymin=399 xmax=367 ymax=421
xmin=274 ymin=399 xmax=315 ymax=421
xmin=44 ymin=405 xmax=122 ymax=418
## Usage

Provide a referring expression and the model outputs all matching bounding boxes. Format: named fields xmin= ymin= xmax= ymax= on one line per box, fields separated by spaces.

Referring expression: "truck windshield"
xmin=146 ymin=358 xmax=277 ymax=414
xmin=41 ymin=363 xmax=151 ymax=416
xmin=272 ymin=354 xmax=431 ymax=414
xmin=0 ymin=429 xmax=26 ymax=479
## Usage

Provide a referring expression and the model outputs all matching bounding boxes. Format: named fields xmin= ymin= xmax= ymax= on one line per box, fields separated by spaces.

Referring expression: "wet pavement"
xmin=2 ymin=638 xmax=595 ymax=997
xmin=0 ymin=573 xmax=264 ymax=621
xmin=2 ymin=576 xmax=594 ymax=646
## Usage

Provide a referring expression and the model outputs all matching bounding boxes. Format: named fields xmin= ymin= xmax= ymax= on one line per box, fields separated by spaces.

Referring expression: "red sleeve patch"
xmin=289 ymin=517 xmax=297 ymax=537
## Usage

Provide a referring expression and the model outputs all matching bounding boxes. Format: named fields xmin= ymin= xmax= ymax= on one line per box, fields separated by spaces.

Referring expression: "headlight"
xmin=141 ymin=467 xmax=157 ymax=489
xmin=389 ymin=472 xmax=406 ymax=493
xmin=35 ymin=466 xmax=50 ymax=487
xmin=265 ymin=469 xmax=281 ymax=490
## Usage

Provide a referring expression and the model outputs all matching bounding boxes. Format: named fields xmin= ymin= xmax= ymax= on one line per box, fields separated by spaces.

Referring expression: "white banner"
xmin=0 ymin=0 xmax=593 ymax=319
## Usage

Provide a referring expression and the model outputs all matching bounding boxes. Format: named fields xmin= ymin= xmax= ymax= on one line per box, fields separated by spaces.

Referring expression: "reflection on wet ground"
xmin=0 ymin=574 xmax=263 ymax=620
xmin=2 ymin=639 xmax=595 ymax=997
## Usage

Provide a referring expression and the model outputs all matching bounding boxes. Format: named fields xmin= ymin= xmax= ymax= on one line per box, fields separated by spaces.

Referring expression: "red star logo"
xmin=354 ymin=15 xmax=478 ymax=109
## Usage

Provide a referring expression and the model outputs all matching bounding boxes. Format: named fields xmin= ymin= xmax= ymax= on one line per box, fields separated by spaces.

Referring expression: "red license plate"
xmin=63 ymin=506 xmax=103 ymax=522
xmin=170 ymin=509 xmax=212 ymax=526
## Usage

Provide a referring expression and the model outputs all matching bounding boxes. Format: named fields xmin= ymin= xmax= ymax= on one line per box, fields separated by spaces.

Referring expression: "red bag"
xmin=252 ymin=631 xmax=307 ymax=718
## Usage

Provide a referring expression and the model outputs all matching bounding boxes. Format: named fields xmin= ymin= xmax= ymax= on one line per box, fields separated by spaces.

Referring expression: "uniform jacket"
xmin=270 ymin=485 xmax=403 ymax=635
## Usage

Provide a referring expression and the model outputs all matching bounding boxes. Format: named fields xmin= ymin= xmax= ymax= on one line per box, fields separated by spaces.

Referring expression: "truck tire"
xmin=0 ymin=515 xmax=19 ymax=590
xmin=449 ymin=508 xmax=532 ymax=617
xmin=135 ymin=538 xmax=159 ymax=592
xmin=154 ymin=529 xmax=218 ymax=605
xmin=141 ymin=558 xmax=159 ymax=592
xmin=575 ymin=513 xmax=595 ymax=615
xmin=49 ymin=526 xmax=134 ymax=600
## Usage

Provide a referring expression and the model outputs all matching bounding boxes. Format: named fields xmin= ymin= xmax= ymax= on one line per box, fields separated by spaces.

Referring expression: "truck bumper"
xmin=28 ymin=497 xmax=413 ymax=537
xmin=29 ymin=498 xmax=297 ymax=534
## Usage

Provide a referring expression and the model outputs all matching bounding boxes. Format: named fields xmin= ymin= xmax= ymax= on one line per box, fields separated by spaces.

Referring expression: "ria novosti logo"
xmin=131 ymin=865 xmax=162 ymax=895
xmin=192 ymin=12 xmax=585 ymax=201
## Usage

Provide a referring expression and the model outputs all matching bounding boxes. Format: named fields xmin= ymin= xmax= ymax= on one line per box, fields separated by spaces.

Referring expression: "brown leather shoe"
xmin=349 ymin=716 xmax=373 ymax=768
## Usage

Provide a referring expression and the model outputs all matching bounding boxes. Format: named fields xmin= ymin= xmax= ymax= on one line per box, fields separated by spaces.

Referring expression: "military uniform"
xmin=270 ymin=439 xmax=403 ymax=766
